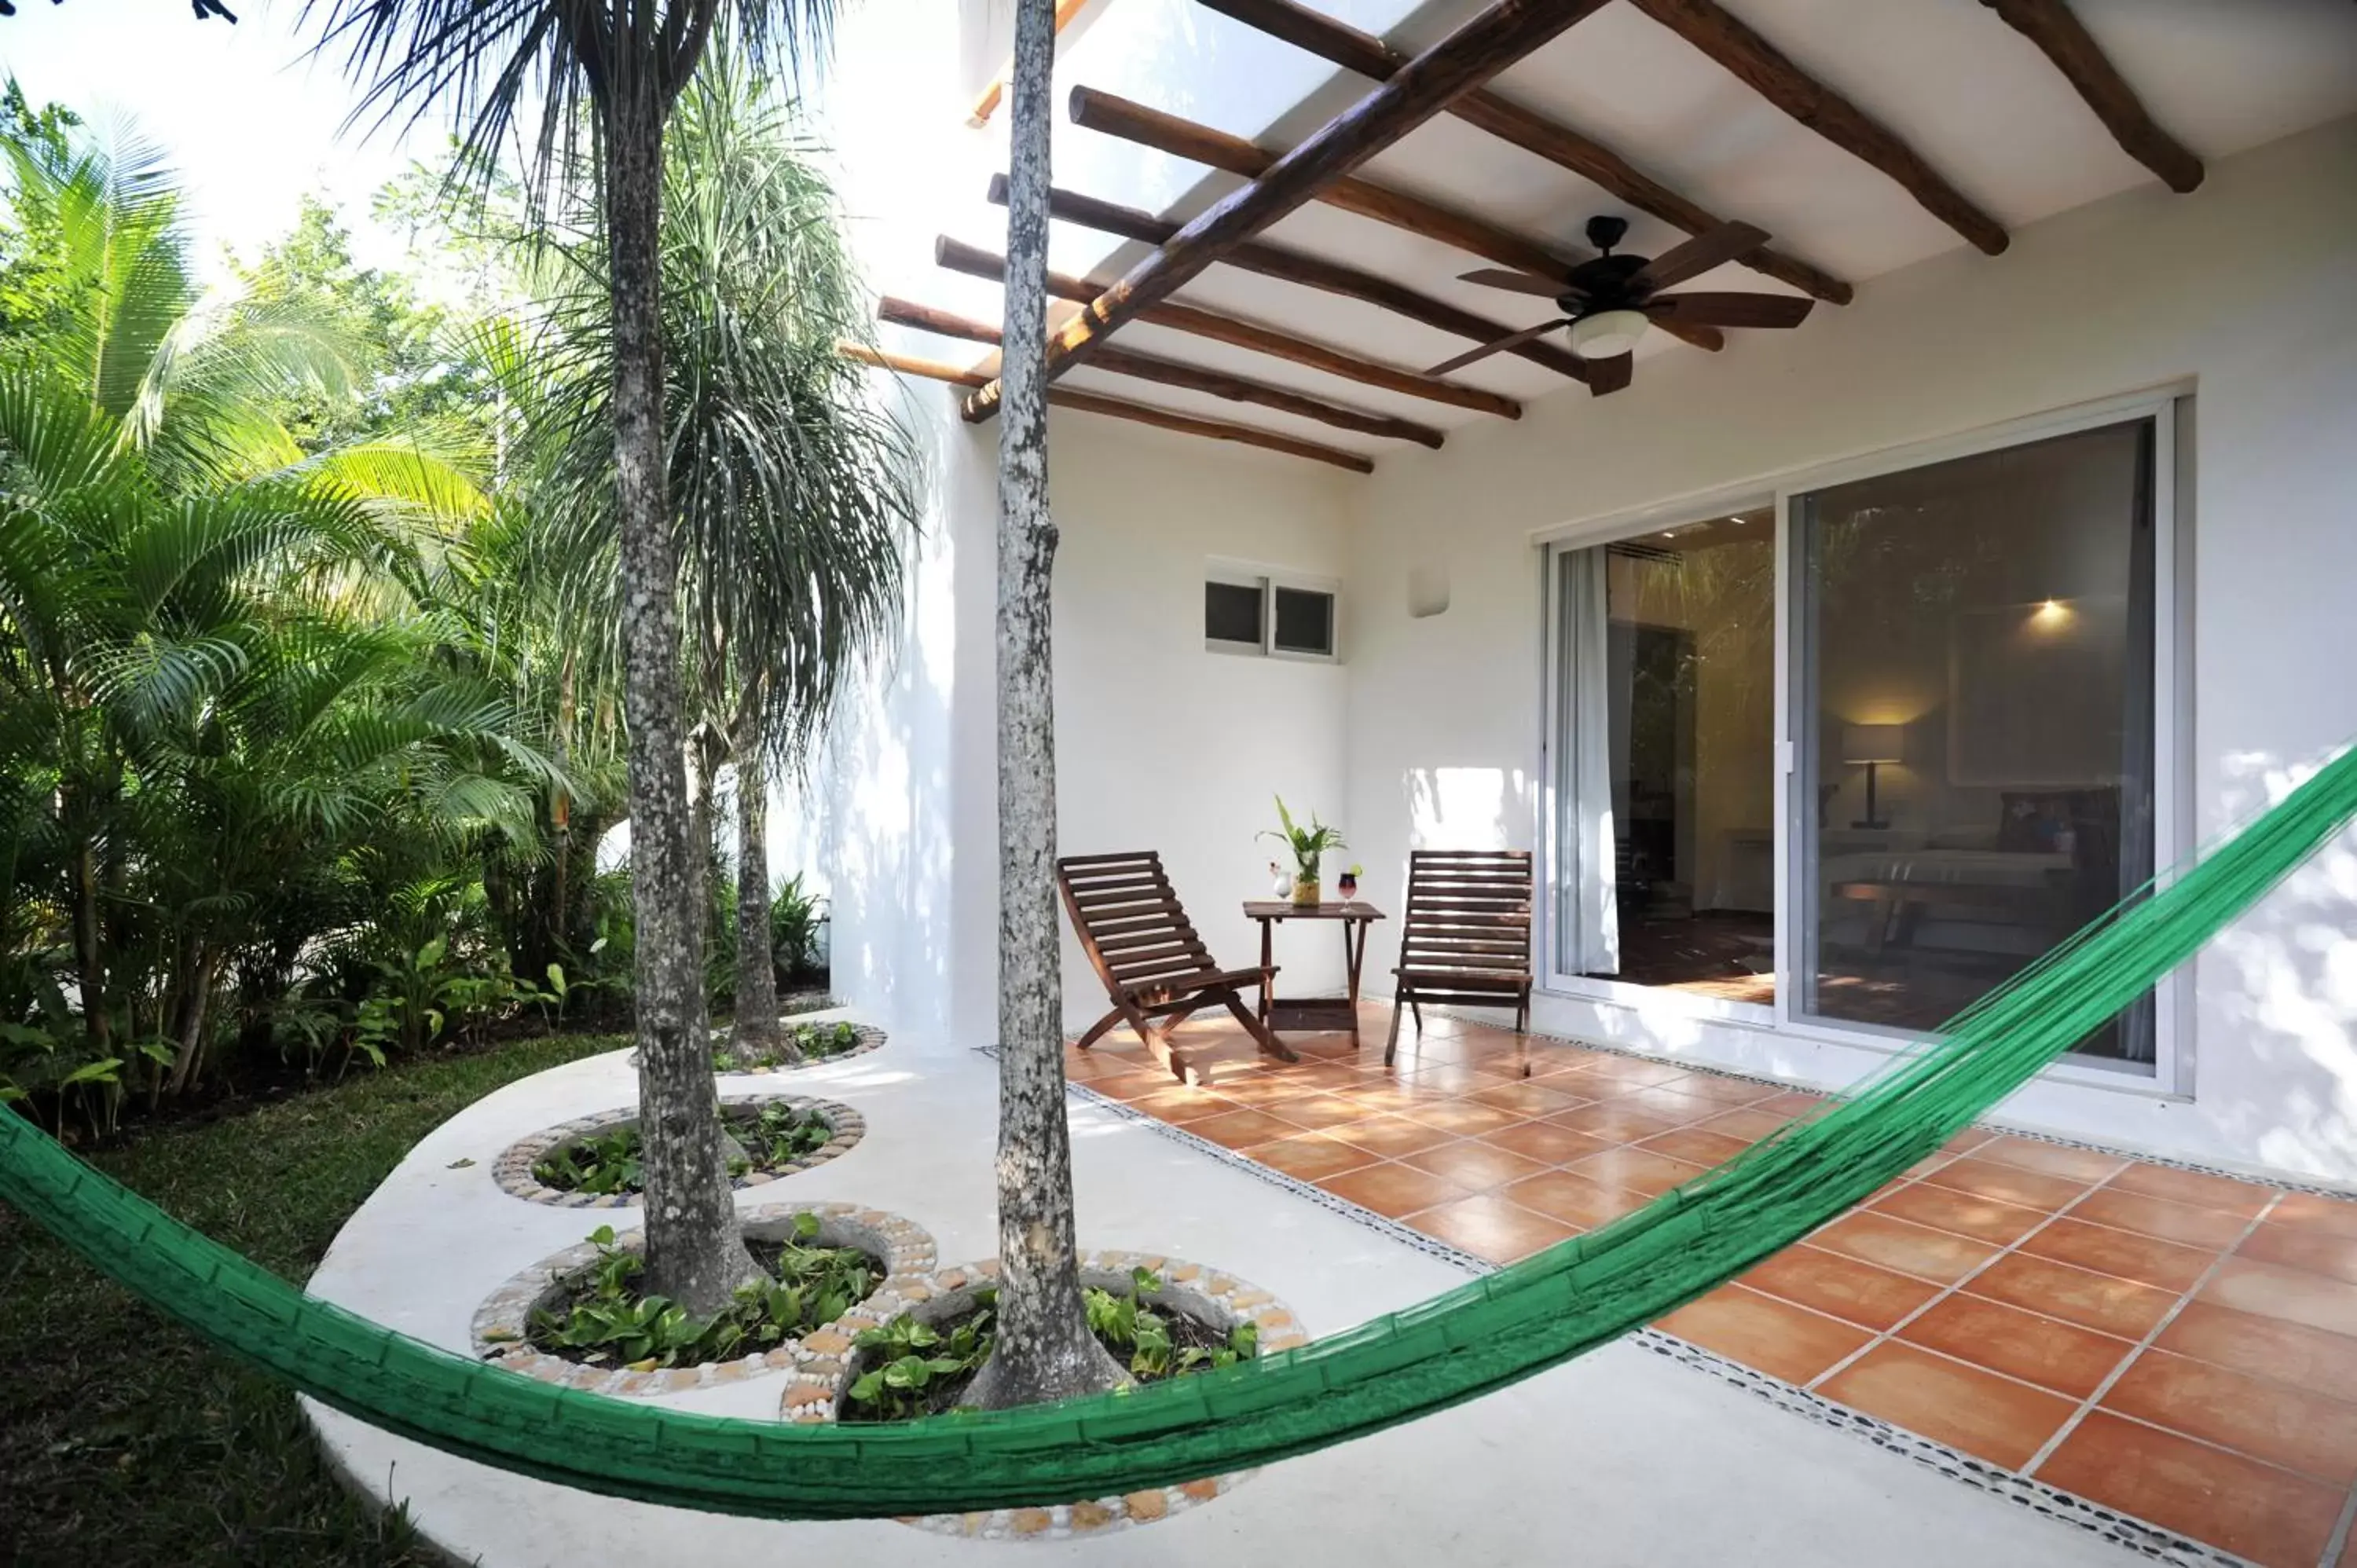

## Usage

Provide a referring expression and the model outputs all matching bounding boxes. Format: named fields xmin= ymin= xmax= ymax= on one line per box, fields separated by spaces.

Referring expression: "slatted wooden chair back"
xmin=1056 ymin=851 xmax=1283 ymax=1083
xmin=1057 ymin=851 xmax=1219 ymax=999
xmin=1399 ymin=849 xmax=1534 ymax=984
xmin=1388 ymin=848 xmax=1534 ymax=1065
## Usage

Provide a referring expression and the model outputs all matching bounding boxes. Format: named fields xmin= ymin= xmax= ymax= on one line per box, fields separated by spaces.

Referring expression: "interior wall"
xmin=1343 ymin=118 xmax=2357 ymax=1182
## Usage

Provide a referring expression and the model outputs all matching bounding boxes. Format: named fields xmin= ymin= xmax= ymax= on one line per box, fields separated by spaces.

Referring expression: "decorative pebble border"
xmin=471 ymin=1200 xmax=935 ymax=1398
xmin=714 ymin=1020 xmax=889 ymax=1075
xmin=775 ymin=1248 xmax=1307 ymax=1541
xmin=1047 ymin=1051 xmax=2260 ymax=1568
xmin=491 ymin=1093 xmax=866 ymax=1207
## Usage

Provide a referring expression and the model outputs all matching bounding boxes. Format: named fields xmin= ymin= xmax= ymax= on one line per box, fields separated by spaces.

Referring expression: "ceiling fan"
xmin=1430 ymin=216 xmax=1814 ymax=394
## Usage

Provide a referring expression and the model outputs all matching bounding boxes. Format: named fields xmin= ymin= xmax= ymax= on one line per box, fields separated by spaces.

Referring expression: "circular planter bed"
xmin=493 ymin=1093 xmax=865 ymax=1207
xmin=471 ymin=1201 xmax=935 ymax=1397
xmin=715 ymin=1018 xmax=887 ymax=1075
xmin=776 ymin=1248 xmax=1307 ymax=1540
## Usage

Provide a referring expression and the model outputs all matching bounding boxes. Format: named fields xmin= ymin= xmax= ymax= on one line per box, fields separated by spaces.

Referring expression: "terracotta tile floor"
xmin=1068 ymin=1006 xmax=2357 ymax=1568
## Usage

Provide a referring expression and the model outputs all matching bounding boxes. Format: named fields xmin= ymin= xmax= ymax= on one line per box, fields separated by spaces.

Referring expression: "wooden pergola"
xmin=862 ymin=0 xmax=2203 ymax=473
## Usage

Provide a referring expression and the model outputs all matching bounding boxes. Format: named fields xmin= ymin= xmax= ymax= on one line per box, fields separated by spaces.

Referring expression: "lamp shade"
xmin=1567 ymin=309 xmax=1648 ymax=360
xmin=1842 ymin=723 xmax=1906 ymax=765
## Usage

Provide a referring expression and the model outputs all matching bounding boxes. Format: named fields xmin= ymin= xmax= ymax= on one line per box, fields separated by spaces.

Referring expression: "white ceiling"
xmin=933 ymin=0 xmax=2357 ymax=466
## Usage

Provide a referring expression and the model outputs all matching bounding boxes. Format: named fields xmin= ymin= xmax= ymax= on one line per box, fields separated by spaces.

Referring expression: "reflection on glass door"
xmin=1793 ymin=419 xmax=2158 ymax=1064
xmin=1555 ymin=509 xmax=1777 ymax=1004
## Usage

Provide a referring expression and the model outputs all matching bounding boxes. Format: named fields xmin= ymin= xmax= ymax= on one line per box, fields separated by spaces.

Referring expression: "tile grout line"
xmin=2019 ymin=1190 xmax=2286 ymax=1477
xmin=1058 ymin=1055 xmax=2247 ymax=1568
xmin=1802 ymin=1161 xmax=2128 ymax=1393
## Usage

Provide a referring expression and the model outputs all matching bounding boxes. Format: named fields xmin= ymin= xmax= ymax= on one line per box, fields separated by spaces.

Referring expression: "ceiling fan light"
xmin=1567 ymin=309 xmax=1648 ymax=360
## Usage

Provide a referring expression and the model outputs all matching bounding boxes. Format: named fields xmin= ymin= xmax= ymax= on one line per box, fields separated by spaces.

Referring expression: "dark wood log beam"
xmin=1980 ymin=0 xmax=2201 ymax=192
xmin=992 ymin=175 xmax=1593 ymax=381
xmin=1066 ymin=87 xmax=1724 ymax=354
xmin=882 ymin=295 xmax=1446 ymax=447
xmin=841 ymin=342 xmax=1374 ymax=472
xmin=1069 ymin=86 xmax=1563 ymax=279
xmin=962 ymin=0 xmax=1618 ymax=421
xmin=935 ymin=234 xmax=1521 ymax=417
xmin=1193 ymin=0 xmax=1852 ymax=306
xmin=1628 ymin=0 xmax=2010 ymax=256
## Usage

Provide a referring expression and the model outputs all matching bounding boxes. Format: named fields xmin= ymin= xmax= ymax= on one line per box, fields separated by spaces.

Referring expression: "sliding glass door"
xmin=1792 ymin=417 xmax=2159 ymax=1063
xmin=1547 ymin=400 xmax=2177 ymax=1075
xmin=1553 ymin=510 xmax=1777 ymax=1006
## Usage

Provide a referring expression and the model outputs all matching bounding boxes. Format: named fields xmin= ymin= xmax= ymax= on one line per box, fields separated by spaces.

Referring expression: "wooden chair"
xmin=1058 ymin=851 xmax=1293 ymax=1084
xmin=1385 ymin=849 xmax=1535 ymax=1068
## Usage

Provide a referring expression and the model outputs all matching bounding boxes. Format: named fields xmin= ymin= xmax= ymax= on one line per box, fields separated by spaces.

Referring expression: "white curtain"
xmin=1561 ymin=548 xmax=1620 ymax=976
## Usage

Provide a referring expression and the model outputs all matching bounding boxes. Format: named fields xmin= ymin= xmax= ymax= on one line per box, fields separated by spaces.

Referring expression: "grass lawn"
xmin=0 ymin=1031 xmax=631 ymax=1566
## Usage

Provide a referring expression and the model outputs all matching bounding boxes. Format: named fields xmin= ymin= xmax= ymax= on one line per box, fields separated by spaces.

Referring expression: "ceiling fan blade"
xmin=1651 ymin=319 xmax=1724 ymax=353
xmin=1457 ymin=267 xmax=1568 ymax=298
xmin=1631 ymin=221 xmax=1772 ymax=292
xmin=1585 ymin=352 xmax=1633 ymax=396
xmin=1647 ymin=291 xmax=1814 ymax=329
xmin=1424 ymin=318 xmax=1569 ymax=377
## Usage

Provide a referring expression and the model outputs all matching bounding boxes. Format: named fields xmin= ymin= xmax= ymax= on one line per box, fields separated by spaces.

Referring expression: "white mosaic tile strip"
xmin=491 ymin=1093 xmax=865 ymax=1207
xmin=775 ymin=1244 xmax=1306 ymax=1541
xmin=471 ymin=1200 xmax=934 ymax=1398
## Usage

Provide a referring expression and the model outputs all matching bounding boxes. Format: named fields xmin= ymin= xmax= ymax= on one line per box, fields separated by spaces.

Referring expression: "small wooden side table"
xmin=1241 ymin=899 xmax=1386 ymax=1047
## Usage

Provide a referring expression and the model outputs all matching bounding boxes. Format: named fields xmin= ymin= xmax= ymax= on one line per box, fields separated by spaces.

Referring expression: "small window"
xmin=1204 ymin=563 xmax=1339 ymax=661
xmin=1271 ymin=585 xmax=1335 ymax=658
xmin=1204 ymin=580 xmax=1265 ymax=649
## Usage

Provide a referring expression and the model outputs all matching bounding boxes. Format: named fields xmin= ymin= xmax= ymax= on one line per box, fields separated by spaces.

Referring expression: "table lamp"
xmin=1842 ymin=723 xmax=1905 ymax=830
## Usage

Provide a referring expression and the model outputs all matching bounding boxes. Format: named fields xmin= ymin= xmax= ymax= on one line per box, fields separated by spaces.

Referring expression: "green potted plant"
xmin=1261 ymin=797 xmax=1345 ymax=907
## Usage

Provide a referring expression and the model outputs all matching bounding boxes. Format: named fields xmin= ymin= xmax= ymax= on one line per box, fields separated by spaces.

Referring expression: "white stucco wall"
xmin=1343 ymin=117 xmax=2357 ymax=1182
xmin=802 ymin=2 xmax=2357 ymax=1179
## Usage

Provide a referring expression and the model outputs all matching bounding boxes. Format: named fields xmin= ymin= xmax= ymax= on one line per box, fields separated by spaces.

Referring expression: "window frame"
xmin=1536 ymin=385 xmax=2193 ymax=1097
xmin=1204 ymin=559 xmax=1341 ymax=663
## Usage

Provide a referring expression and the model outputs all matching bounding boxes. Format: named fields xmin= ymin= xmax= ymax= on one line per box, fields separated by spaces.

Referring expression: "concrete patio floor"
xmin=302 ymin=1014 xmax=2192 ymax=1568
xmin=1073 ymin=1002 xmax=2357 ymax=1568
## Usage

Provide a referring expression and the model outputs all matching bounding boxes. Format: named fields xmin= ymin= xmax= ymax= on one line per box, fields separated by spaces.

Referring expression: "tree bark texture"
xmin=963 ymin=0 xmax=1130 ymax=1411
xmin=603 ymin=87 xmax=758 ymax=1317
xmin=728 ymin=704 xmax=787 ymax=1063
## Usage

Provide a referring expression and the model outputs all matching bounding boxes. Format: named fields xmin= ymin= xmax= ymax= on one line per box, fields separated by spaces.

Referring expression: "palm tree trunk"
xmin=604 ymin=89 xmax=757 ymax=1317
xmin=728 ymin=704 xmax=787 ymax=1064
xmin=962 ymin=0 xmax=1127 ymax=1411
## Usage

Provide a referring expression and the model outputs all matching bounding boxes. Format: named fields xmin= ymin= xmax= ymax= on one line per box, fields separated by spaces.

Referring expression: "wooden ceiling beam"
xmin=990 ymin=175 xmax=1593 ymax=381
xmin=1980 ymin=0 xmax=2201 ymax=193
xmin=1066 ymin=86 xmax=1724 ymax=355
xmin=1069 ymin=86 xmax=1564 ymax=280
xmin=882 ymin=295 xmax=1446 ymax=447
xmin=934 ymin=234 xmax=1521 ymax=417
xmin=841 ymin=343 xmax=1374 ymax=473
xmin=962 ymin=0 xmax=1618 ymax=422
xmin=1193 ymin=0 xmax=1851 ymax=306
xmin=1626 ymin=0 xmax=2010 ymax=256
xmin=970 ymin=0 xmax=1092 ymax=126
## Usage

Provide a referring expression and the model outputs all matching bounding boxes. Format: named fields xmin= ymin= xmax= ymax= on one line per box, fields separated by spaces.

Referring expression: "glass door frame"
xmin=1537 ymin=383 xmax=2194 ymax=1097
xmin=1538 ymin=489 xmax=1783 ymax=1027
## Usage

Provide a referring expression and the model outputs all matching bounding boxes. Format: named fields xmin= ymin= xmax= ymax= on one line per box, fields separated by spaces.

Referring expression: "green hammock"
xmin=3 ymin=748 xmax=2353 ymax=1521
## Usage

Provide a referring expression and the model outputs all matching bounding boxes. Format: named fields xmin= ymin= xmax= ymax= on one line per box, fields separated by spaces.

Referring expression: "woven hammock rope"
xmin=2 ymin=748 xmax=2353 ymax=1520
